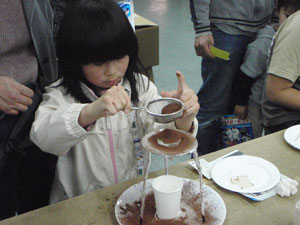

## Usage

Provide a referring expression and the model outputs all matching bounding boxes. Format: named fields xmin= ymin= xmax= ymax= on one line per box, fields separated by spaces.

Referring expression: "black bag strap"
xmin=5 ymin=83 xmax=42 ymax=152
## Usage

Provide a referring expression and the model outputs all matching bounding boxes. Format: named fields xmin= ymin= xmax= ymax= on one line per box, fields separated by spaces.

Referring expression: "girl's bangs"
xmin=72 ymin=5 xmax=137 ymax=65
xmin=83 ymin=28 xmax=131 ymax=64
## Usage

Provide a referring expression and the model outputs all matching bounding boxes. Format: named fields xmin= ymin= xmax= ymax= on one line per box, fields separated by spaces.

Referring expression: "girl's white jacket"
xmin=30 ymin=75 xmax=198 ymax=203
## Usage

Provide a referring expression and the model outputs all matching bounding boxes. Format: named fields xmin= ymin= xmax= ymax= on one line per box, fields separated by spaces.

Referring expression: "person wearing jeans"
xmin=196 ymin=27 xmax=255 ymax=154
xmin=189 ymin=0 xmax=277 ymax=155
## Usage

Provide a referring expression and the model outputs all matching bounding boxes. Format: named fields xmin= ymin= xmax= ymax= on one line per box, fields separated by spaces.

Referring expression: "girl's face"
xmin=82 ymin=55 xmax=129 ymax=89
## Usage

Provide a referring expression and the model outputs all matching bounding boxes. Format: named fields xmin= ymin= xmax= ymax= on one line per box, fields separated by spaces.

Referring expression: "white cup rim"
xmin=152 ymin=175 xmax=183 ymax=194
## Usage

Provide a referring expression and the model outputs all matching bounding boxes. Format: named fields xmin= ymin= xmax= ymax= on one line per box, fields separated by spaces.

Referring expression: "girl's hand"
xmin=79 ymin=85 xmax=131 ymax=127
xmin=234 ymin=105 xmax=248 ymax=120
xmin=161 ymin=71 xmax=200 ymax=131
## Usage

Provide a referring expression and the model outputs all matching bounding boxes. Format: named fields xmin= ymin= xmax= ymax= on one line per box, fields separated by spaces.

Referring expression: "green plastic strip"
xmin=210 ymin=46 xmax=230 ymax=61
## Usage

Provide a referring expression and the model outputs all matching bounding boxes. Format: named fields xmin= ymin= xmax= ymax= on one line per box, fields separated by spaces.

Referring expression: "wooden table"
xmin=2 ymin=130 xmax=300 ymax=225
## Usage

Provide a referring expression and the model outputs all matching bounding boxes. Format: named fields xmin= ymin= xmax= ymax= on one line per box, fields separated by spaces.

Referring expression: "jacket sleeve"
xmin=234 ymin=70 xmax=256 ymax=106
xmin=30 ymin=86 xmax=91 ymax=156
xmin=50 ymin=0 xmax=69 ymax=43
xmin=241 ymin=38 xmax=272 ymax=80
xmin=235 ymin=33 xmax=273 ymax=106
xmin=189 ymin=0 xmax=212 ymax=37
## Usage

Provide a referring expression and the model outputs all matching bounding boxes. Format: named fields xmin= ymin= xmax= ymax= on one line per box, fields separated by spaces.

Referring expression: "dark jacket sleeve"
xmin=234 ymin=69 xmax=256 ymax=106
xmin=23 ymin=0 xmax=58 ymax=90
xmin=50 ymin=0 xmax=69 ymax=43
xmin=234 ymin=25 xmax=275 ymax=106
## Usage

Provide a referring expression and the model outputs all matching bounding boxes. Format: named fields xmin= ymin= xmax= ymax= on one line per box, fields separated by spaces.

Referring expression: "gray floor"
xmin=134 ymin=0 xmax=203 ymax=172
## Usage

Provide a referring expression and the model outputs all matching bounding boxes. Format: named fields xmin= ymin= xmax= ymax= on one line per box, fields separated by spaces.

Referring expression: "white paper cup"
xmin=152 ymin=175 xmax=183 ymax=220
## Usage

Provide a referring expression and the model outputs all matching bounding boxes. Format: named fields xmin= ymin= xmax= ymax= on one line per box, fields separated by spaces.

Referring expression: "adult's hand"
xmin=0 ymin=76 xmax=34 ymax=115
xmin=194 ymin=35 xmax=215 ymax=59
xmin=161 ymin=71 xmax=200 ymax=132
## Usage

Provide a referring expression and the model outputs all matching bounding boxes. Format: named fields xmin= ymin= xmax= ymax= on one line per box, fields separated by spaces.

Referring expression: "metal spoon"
xmin=131 ymin=106 xmax=145 ymax=111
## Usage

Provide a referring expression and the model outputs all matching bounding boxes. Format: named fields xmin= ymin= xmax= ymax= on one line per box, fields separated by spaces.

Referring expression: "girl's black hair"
xmin=56 ymin=0 xmax=142 ymax=103
xmin=278 ymin=0 xmax=300 ymax=13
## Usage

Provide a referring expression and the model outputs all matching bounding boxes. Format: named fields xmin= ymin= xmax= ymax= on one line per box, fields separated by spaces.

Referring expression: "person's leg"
xmin=196 ymin=28 xmax=254 ymax=155
xmin=196 ymin=119 xmax=223 ymax=155
xmin=247 ymin=101 xmax=263 ymax=138
xmin=0 ymin=115 xmax=20 ymax=220
xmin=0 ymin=154 xmax=17 ymax=220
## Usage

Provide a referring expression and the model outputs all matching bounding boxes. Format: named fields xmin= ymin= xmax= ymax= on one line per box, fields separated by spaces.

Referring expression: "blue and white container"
xmin=117 ymin=0 xmax=135 ymax=31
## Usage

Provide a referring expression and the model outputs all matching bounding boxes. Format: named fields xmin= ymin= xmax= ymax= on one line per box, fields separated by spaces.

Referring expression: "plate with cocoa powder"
xmin=115 ymin=178 xmax=226 ymax=225
xmin=142 ymin=128 xmax=197 ymax=156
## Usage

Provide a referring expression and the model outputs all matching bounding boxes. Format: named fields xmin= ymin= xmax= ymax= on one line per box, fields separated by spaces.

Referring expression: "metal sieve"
xmin=132 ymin=98 xmax=184 ymax=123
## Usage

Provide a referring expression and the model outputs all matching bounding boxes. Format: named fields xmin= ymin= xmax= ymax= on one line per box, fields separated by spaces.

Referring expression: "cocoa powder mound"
xmin=148 ymin=129 xmax=196 ymax=155
xmin=161 ymin=103 xmax=181 ymax=114
xmin=156 ymin=128 xmax=182 ymax=144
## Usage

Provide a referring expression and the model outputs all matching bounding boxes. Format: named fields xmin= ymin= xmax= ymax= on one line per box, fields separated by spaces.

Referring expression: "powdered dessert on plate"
xmin=157 ymin=129 xmax=182 ymax=147
xmin=161 ymin=103 xmax=182 ymax=114
xmin=119 ymin=181 xmax=215 ymax=225
xmin=148 ymin=129 xmax=196 ymax=155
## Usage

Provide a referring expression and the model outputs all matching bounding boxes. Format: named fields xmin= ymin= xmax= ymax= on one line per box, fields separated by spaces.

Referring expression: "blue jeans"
xmin=196 ymin=28 xmax=254 ymax=155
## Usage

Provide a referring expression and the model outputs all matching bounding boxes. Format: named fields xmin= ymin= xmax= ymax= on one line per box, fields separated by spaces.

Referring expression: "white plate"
xmin=115 ymin=178 xmax=226 ymax=225
xmin=284 ymin=124 xmax=300 ymax=150
xmin=211 ymin=155 xmax=280 ymax=193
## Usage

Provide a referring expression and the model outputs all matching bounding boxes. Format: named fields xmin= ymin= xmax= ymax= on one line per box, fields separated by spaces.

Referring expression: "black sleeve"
xmin=50 ymin=0 xmax=69 ymax=43
xmin=234 ymin=69 xmax=256 ymax=106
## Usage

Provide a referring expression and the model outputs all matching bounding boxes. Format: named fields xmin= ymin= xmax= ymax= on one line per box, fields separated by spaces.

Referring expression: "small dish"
xmin=211 ymin=155 xmax=280 ymax=193
xmin=284 ymin=124 xmax=300 ymax=150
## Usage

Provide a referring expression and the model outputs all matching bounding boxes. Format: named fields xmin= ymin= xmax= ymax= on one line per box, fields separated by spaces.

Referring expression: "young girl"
xmin=30 ymin=0 xmax=199 ymax=203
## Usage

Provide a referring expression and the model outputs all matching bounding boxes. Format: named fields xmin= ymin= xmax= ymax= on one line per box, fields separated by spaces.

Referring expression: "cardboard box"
xmin=134 ymin=14 xmax=159 ymax=82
